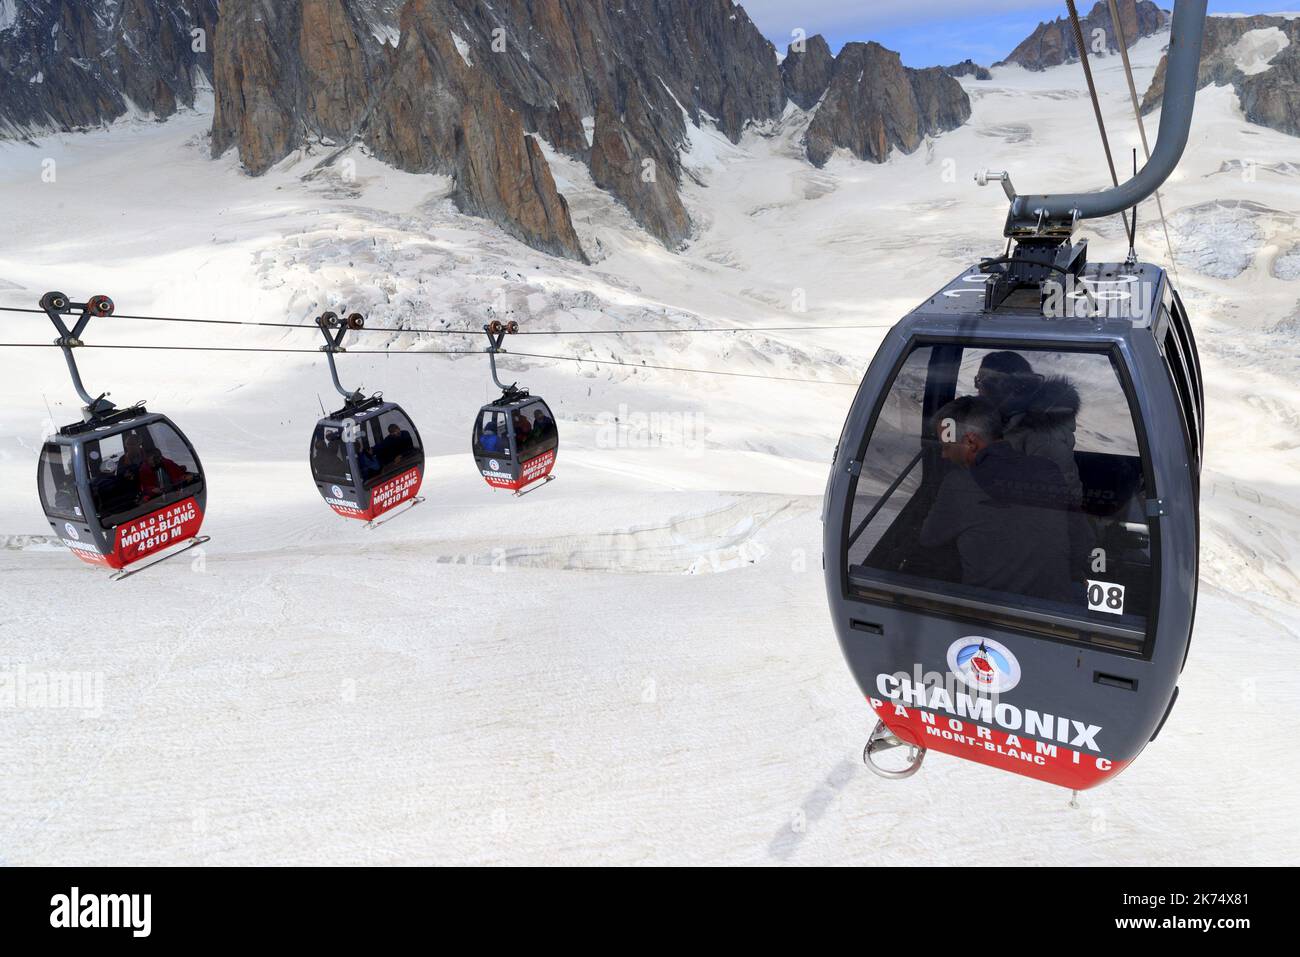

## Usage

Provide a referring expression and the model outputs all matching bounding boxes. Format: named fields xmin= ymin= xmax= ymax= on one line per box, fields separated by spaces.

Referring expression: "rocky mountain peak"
xmin=0 ymin=0 xmax=217 ymax=137
xmin=1142 ymin=15 xmax=1300 ymax=139
xmin=998 ymin=0 xmax=1165 ymax=72
xmin=794 ymin=39 xmax=971 ymax=168
xmin=208 ymin=0 xmax=787 ymax=259
xmin=782 ymin=34 xmax=836 ymax=110
xmin=1 ymin=0 xmax=978 ymax=262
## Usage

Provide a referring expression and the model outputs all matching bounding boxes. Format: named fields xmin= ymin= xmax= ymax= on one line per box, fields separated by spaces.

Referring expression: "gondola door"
xmin=312 ymin=421 xmax=367 ymax=519
xmin=355 ymin=405 xmax=425 ymax=521
xmin=511 ymin=398 xmax=558 ymax=492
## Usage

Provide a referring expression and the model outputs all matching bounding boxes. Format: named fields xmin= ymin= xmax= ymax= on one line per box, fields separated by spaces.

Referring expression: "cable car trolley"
xmin=35 ymin=292 xmax=209 ymax=579
xmin=472 ymin=321 xmax=558 ymax=496
xmin=823 ymin=0 xmax=1208 ymax=792
xmin=309 ymin=312 xmax=426 ymax=527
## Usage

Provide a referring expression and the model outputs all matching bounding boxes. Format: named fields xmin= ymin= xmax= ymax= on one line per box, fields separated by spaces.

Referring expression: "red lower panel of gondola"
xmin=868 ymin=696 xmax=1128 ymax=791
xmin=482 ymin=449 xmax=556 ymax=491
xmin=328 ymin=467 xmax=423 ymax=521
xmin=366 ymin=466 xmax=422 ymax=520
xmin=60 ymin=497 xmax=205 ymax=570
xmin=113 ymin=497 xmax=205 ymax=569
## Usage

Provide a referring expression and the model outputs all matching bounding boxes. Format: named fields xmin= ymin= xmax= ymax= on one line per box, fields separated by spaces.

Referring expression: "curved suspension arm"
xmin=318 ymin=312 xmax=366 ymax=402
xmin=483 ymin=323 xmax=520 ymax=393
xmin=41 ymin=292 xmax=116 ymax=415
xmin=1008 ymin=0 xmax=1207 ymax=223
xmin=488 ymin=350 xmax=512 ymax=392
xmin=60 ymin=344 xmax=97 ymax=407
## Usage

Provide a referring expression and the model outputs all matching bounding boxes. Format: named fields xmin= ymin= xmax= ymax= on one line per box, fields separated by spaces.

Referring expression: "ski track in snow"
xmin=0 ymin=30 xmax=1298 ymax=865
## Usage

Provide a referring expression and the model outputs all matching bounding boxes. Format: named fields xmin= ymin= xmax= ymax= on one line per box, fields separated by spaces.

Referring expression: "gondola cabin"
xmin=38 ymin=407 xmax=207 ymax=572
xmin=472 ymin=392 xmax=558 ymax=494
xmin=310 ymin=398 xmax=424 ymax=522
xmin=823 ymin=255 xmax=1203 ymax=790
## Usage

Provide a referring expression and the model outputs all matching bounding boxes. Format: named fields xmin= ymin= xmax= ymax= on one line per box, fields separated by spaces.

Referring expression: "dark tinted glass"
xmin=311 ymin=424 xmax=354 ymax=485
xmin=38 ymin=443 xmax=84 ymax=522
xmin=847 ymin=345 xmax=1153 ymax=649
xmin=373 ymin=409 xmax=421 ymax=475
xmin=474 ymin=409 xmax=512 ymax=459
xmin=86 ymin=422 xmax=203 ymax=529
xmin=516 ymin=400 xmax=558 ymax=459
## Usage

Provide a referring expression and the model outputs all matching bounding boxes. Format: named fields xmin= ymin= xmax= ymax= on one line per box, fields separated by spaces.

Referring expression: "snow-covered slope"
xmin=0 ymin=27 xmax=1297 ymax=865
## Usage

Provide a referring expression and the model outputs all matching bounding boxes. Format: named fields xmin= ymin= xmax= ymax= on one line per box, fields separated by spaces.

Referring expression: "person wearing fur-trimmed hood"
xmin=975 ymin=351 xmax=1083 ymax=509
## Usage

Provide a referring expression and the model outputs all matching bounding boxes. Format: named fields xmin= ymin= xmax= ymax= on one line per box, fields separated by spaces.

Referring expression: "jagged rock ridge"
xmin=782 ymin=34 xmax=836 ymax=109
xmin=945 ymin=60 xmax=992 ymax=82
xmin=998 ymin=0 xmax=1165 ymax=71
xmin=210 ymin=0 xmax=788 ymax=259
xmin=782 ymin=38 xmax=971 ymax=167
xmin=1142 ymin=15 xmax=1300 ymax=139
xmin=0 ymin=0 xmax=217 ymax=137
xmin=1 ymin=1 xmax=979 ymax=262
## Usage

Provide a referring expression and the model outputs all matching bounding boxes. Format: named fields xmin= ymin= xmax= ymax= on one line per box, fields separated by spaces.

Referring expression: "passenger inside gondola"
xmin=920 ymin=396 xmax=1073 ymax=602
xmin=479 ymin=425 xmax=502 ymax=453
xmin=976 ymin=351 xmax=1083 ymax=507
xmin=139 ymin=447 xmax=191 ymax=501
xmin=117 ymin=432 xmax=147 ymax=482
xmin=357 ymin=441 xmax=380 ymax=479
xmin=531 ymin=408 xmax=554 ymax=440
xmin=377 ymin=423 xmax=415 ymax=466
xmin=512 ymin=410 xmax=532 ymax=447
xmin=313 ymin=434 xmax=349 ymax=479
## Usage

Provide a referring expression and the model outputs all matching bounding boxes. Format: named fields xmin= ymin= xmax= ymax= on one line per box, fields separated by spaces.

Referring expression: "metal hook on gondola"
xmin=863 ymin=720 xmax=926 ymax=780
xmin=317 ymin=310 xmax=367 ymax=405
xmin=40 ymin=291 xmax=117 ymax=420
xmin=483 ymin=320 xmax=526 ymax=398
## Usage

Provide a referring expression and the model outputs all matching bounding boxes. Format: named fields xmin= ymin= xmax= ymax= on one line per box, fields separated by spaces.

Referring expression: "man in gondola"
xmin=480 ymin=424 xmax=502 ymax=453
xmin=313 ymin=434 xmax=348 ymax=477
xmin=377 ymin=423 xmax=415 ymax=466
xmin=117 ymin=433 xmax=147 ymax=482
xmin=531 ymin=408 xmax=554 ymax=440
xmin=920 ymin=396 xmax=1073 ymax=603
xmin=975 ymin=351 xmax=1083 ymax=508
xmin=357 ymin=441 xmax=380 ymax=480
xmin=512 ymin=410 xmax=532 ymax=450
xmin=138 ymin=447 xmax=191 ymax=502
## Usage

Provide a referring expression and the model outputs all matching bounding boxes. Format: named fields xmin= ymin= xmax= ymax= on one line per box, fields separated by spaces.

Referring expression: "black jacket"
xmin=1000 ymin=376 xmax=1083 ymax=507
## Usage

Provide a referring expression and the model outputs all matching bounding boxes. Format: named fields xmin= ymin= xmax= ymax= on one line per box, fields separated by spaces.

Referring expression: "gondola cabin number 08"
xmin=823 ymin=0 xmax=1210 ymax=792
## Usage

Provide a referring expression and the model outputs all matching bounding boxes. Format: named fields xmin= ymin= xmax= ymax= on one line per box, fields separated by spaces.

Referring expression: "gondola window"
xmin=847 ymin=344 xmax=1155 ymax=638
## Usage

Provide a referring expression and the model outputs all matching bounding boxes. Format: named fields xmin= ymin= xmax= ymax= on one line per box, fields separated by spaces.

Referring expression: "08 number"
xmin=1087 ymin=580 xmax=1125 ymax=616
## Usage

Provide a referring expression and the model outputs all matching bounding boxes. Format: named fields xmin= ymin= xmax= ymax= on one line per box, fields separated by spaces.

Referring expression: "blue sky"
xmin=739 ymin=1 xmax=1292 ymax=67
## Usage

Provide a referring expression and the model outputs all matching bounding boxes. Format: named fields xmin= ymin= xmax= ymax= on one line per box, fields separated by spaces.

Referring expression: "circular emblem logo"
xmin=64 ymin=522 xmax=79 ymax=541
xmin=331 ymin=485 xmax=344 ymax=499
xmin=947 ymin=637 xmax=1021 ymax=694
xmin=488 ymin=459 xmax=500 ymax=472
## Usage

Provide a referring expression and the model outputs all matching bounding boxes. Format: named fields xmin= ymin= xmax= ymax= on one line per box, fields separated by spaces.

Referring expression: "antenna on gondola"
xmin=1127 ymin=148 xmax=1140 ymax=267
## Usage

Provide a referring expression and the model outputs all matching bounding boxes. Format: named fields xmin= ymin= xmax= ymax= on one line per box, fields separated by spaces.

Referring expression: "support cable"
xmin=1107 ymin=0 xmax=1183 ymax=285
xmin=1066 ymin=0 xmax=1134 ymax=239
